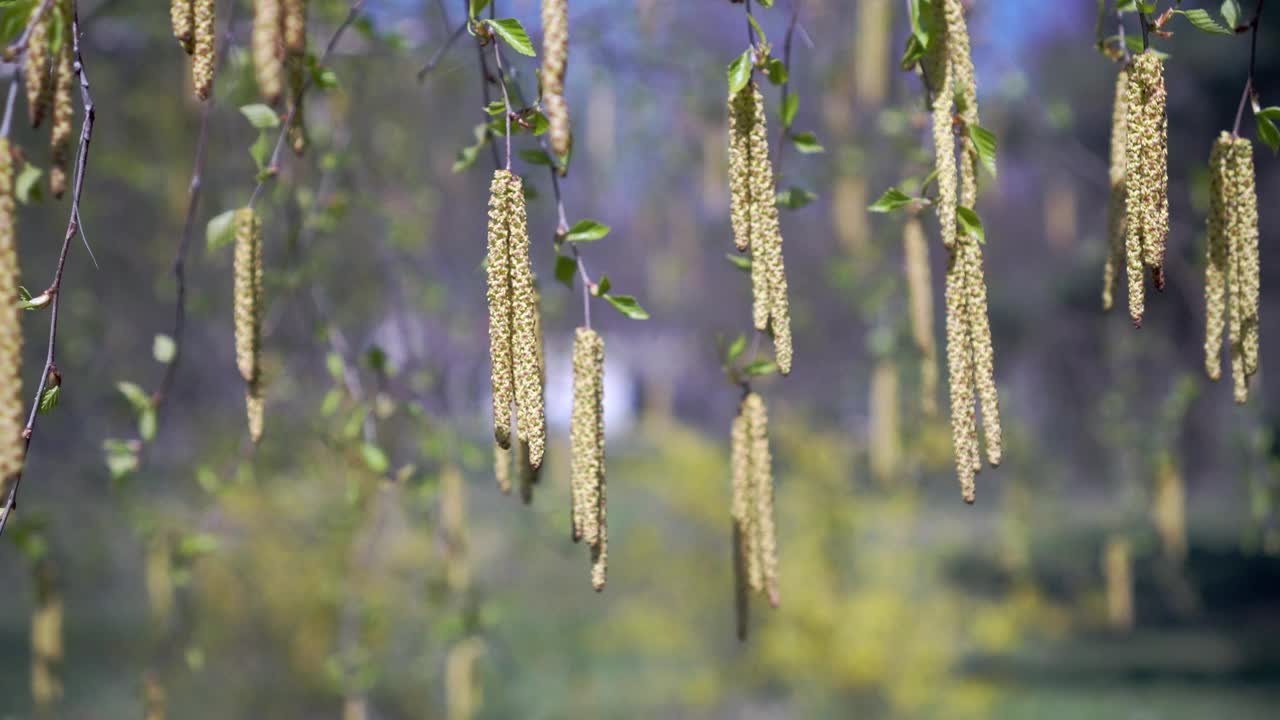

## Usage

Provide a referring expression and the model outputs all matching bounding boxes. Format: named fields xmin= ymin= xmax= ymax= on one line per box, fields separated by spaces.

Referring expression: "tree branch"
xmin=1233 ymin=0 xmax=1266 ymax=138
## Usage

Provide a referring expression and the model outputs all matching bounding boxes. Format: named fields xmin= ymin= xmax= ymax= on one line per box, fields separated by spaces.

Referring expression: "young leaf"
xmin=868 ymin=187 xmax=913 ymax=213
xmin=776 ymin=186 xmax=816 ymax=209
xmin=781 ymin=91 xmax=799 ymax=128
xmin=593 ymin=274 xmax=612 ymax=296
xmin=725 ymin=334 xmax=747 ymax=365
xmin=748 ymin=14 xmax=767 ymax=46
xmin=39 ymin=385 xmax=60 ymax=414
xmin=519 ymin=148 xmax=552 ymax=166
xmin=117 ymin=381 xmax=153 ymax=413
xmin=789 ymin=131 xmax=824 ymax=154
xmin=968 ymin=125 xmax=998 ymax=178
xmin=1256 ymin=115 xmax=1280 ymax=154
xmin=725 ymin=253 xmax=752 ymax=271
xmin=469 ymin=0 xmax=492 ymax=18
xmin=153 ymin=334 xmax=177 ymax=364
xmin=728 ymin=49 xmax=753 ymax=96
xmin=1177 ymin=8 xmax=1232 ymax=34
xmin=765 ymin=58 xmax=787 ymax=85
xmin=239 ymin=104 xmax=280 ymax=129
xmin=485 ymin=18 xmax=536 ymax=56
xmin=554 ymin=254 xmax=577 ymax=288
xmin=956 ymin=206 xmax=985 ymax=244
xmin=1221 ymin=0 xmax=1242 ymax=29
xmin=565 ymin=219 xmax=611 ymax=242
xmin=139 ymin=408 xmax=157 ymax=442
xmin=206 ymin=209 xmax=237 ymax=252
xmin=602 ymin=294 xmax=650 ymax=320
xmin=743 ymin=359 xmax=779 ymax=377
xmin=15 ymin=163 xmax=42 ymax=205
xmin=360 ymin=443 xmax=390 ymax=474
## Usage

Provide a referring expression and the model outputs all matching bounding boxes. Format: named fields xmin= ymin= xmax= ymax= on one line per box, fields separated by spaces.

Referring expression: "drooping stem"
xmin=1233 ymin=0 xmax=1266 ymax=138
xmin=492 ymin=38 xmax=513 ymax=170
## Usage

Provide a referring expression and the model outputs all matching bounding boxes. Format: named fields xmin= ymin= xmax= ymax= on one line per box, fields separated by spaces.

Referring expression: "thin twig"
xmin=491 ymin=39 xmax=513 ymax=170
xmin=1 ymin=1 xmax=97 ymax=537
xmin=774 ymin=1 xmax=799 ymax=176
xmin=1233 ymin=0 xmax=1266 ymax=138
xmin=1116 ymin=1 xmax=1132 ymax=63
xmin=417 ymin=21 xmax=468 ymax=81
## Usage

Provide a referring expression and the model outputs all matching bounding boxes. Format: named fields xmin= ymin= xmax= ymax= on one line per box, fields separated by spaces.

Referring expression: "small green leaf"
xmin=139 ymin=408 xmax=157 ymax=442
xmin=868 ymin=187 xmax=913 ymax=213
xmin=790 ymin=131 xmax=824 ymax=154
xmin=153 ymin=334 xmax=177 ymax=364
xmin=360 ymin=443 xmax=390 ymax=474
xmin=1255 ymin=106 xmax=1280 ymax=122
xmin=602 ymin=294 xmax=650 ymax=320
xmin=15 ymin=163 xmax=42 ymax=205
xmin=1221 ymin=0 xmax=1242 ymax=29
xmin=485 ymin=18 xmax=536 ymax=56
xmin=485 ymin=100 xmax=507 ymax=116
xmin=725 ymin=334 xmax=747 ymax=365
xmin=593 ymin=274 xmax=611 ymax=296
xmin=117 ymin=381 xmax=153 ymax=413
xmin=728 ymin=49 xmax=753 ymax=96
xmin=18 ymin=288 xmax=52 ymax=311
xmin=776 ymin=186 xmax=816 ymax=210
xmin=565 ymin=219 xmax=610 ymax=242
xmin=206 ymin=209 xmax=237 ymax=252
xmin=250 ymin=130 xmax=273 ymax=172
xmin=519 ymin=148 xmax=552 ymax=165
xmin=1177 ymin=8 xmax=1233 ymax=34
xmin=39 ymin=385 xmax=59 ymax=414
xmin=554 ymin=254 xmax=577 ymax=288
xmin=240 ymin=104 xmax=280 ymax=129
xmin=1256 ymin=115 xmax=1280 ymax=154
xmin=725 ymin=253 xmax=752 ymax=271
xmin=743 ymin=360 xmax=778 ymax=377
xmin=469 ymin=0 xmax=492 ymax=18
xmin=178 ymin=533 xmax=220 ymax=557
xmin=748 ymin=14 xmax=767 ymax=46
xmin=320 ymin=388 xmax=342 ymax=417
xmin=765 ymin=58 xmax=788 ymax=85
xmin=781 ymin=91 xmax=798 ymax=128
xmin=956 ymin=206 xmax=985 ymax=244
xmin=968 ymin=125 xmax=998 ymax=178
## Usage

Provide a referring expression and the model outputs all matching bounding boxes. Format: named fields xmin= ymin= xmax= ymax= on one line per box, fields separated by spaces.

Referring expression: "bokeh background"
xmin=1 ymin=0 xmax=1279 ymax=717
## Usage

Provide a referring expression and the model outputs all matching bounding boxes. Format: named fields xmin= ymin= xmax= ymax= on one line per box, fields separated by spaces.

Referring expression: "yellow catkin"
xmin=945 ymin=249 xmax=978 ymax=503
xmin=570 ymin=328 xmax=597 ymax=543
xmin=445 ymin=637 xmax=485 ymax=720
xmin=1205 ymin=135 xmax=1231 ymax=381
xmin=192 ymin=0 xmax=216 ymax=101
xmin=486 ymin=170 xmax=515 ymax=449
xmin=517 ymin=281 xmax=545 ymax=503
xmin=493 ymin=443 xmax=511 ymax=494
xmin=1103 ymin=69 xmax=1128 ymax=312
xmin=253 ymin=0 xmax=284 ymax=105
xmin=903 ymin=216 xmax=937 ymax=415
xmin=541 ymin=0 xmax=570 ymax=162
xmin=441 ymin=464 xmax=469 ymax=593
xmin=589 ymin=329 xmax=607 ymax=591
xmin=0 ymin=140 xmax=23 ymax=486
xmin=965 ymin=241 xmax=1001 ymax=467
xmin=25 ymin=5 xmax=52 ymax=128
xmin=745 ymin=393 xmax=779 ymax=607
xmin=1152 ymin=452 xmax=1186 ymax=564
xmin=171 ymin=0 xmax=194 ymax=54
xmin=283 ymin=0 xmax=307 ymax=56
xmin=1231 ymin=137 xmax=1260 ymax=381
xmin=31 ymin=564 xmax=63 ymax=713
xmin=49 ymin=7 xmax=73 ymax=200
xmin=924 ymin=16 xmax=956 ymax=252
xmin=233 ymin=208 xmax=264 ymax=443
xmin=731 ymin=515 xmax=750 ymax=641
xmin=869 ymin=360 xmax=900 ymax=485
xmin=1103 ymin=535 xmax=1134 ymax=631
xmin=730 ymin=407 xmax=760 ymax=595
xmin=1124 ymin=52 xmax=1169 ymax=325
xmin=505 ymin=173 xmax=545 ymax=469
xmin=727 ymin=88 xmax=754 ymax=253
xmin=944 ymin=0 xmax=978 ymax=211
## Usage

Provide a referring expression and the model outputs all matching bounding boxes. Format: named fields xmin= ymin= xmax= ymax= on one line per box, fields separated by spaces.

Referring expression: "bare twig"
xmin=1 ymin=1 xmax=97 ymax=537
xmin=1233 ymin=0 xmax=1266 ymax=138
xmin=417 ymin=21 xmax=468 ymax=81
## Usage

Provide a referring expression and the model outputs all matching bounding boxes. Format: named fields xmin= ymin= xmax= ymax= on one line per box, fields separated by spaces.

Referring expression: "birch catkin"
xmin=745 ymin=393 xmax=779 ymax=607
xmin=283 ymin=0 xmax=307 ymax=56
xmin=172 ymin=0 xmax=194 ymax=54
xmin=486 ymin=170 xmax=515 ymax=449
xmin=1103 ymin=69 xmax=1128 ymax=312
xmin=0 ymin=140 xmax=23 ymax=487
xmin=253 ymin=0 xmax=284 ymax=105
xmin=945 ymin=250 xmax=978 ymax=503
xmin=1205 ymin=136 xmax=1230 ymax=381
xmin=541 ymin=0 xmax=571 ymax=162
xmin=571 ymin=327 xmax=607 ymax=589
xmin=944 ymin=0 xmax=978 ymax=211
xmin=965 ymin=242 xmax=1001 ymax=467
xmin=728 ymin=89 xmax=754 ymax=253
xmin=924 ymin=18 xmax=956 ymax=252
xmin=26 ymin=7 xmax=52 ymax=128
xmin=1205 ymin=133 xmax=1261 ymax=402
xmin=192 ymin=0 xmax=216 ymax=101
xmin=505 ymin=174 xmax=546 ymax=469
xmin=233 ymin=208 xmax=264 ymax=443
xmin=49 ymin=10 xmax=74 ymax=200
xmin=1124 ymin=52 xmax=1169 ymax=326
xmin=903 ymin=216 xmax=937 ymax=415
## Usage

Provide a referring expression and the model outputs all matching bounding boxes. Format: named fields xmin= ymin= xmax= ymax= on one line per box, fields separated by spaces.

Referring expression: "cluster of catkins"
xmin=1204 ymin=132 xmax=1260 ymax=403
xmin=23 ymin=0 xmax=77 ymax=198
xmin=171 ymin=0 xmax=216 ymax=101
xmin=251 ymin=0 xmax=309 ymax=152
xmin=728 ymin=81 xmax=793 ymax=375
xmin=0 ymin=141 xmax=22 ymax=534
xmin=1103 ymin=52 xmax=1169 ymax=326
xmin=486 ymin=169 xmax=547 ymax=487
xmin=730 ymin=392 xmax=778 ymax=639
xmin=540 ymin=0 xmax=571 ymax=165
xmin=570 ymin=328 xmax=607 ymax=591
xmin=233 ymin=208 xmax=265 ymax=442
xmin=493 ymin=283 xmax=544 ymax=503
xmin=926 ymin=0 xmax=1000 ymax=504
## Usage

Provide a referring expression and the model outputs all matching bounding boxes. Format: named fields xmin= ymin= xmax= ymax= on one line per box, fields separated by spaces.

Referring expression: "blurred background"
xmin=1 ymin=0 xmax=1279 ymax=717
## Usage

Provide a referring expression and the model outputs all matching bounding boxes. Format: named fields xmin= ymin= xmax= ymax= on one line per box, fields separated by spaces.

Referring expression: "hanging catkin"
xmin=903 ymin=216 xmax=937 ymax=415
xmin=729 ymin=408 xmax=757 ymax=592
xmin=233 ymin=208 xmax=264 ymax=443
xmin=541 ymin=0 xmax=571 ymax=163
xmin=192 ymin=0 xmax=216 ymax=101
xmin=253 ymin=0 xmax=284 ymax=105
xmin=504 ymin=174 xmax=545 ymax=469
xmin=49 ymin=5 xmax=73 ymax=200
xmin=25 ymin=5 xmax=52 ymax=128
xmin=1123 ymin=52 xmax=1169 ymax=326
xmin=517 ymin=280 xmax=546 ymax=503
xmin=924 ymin=17 xmax=956 ymax=252
xmin=486 ymin=170 xmax=515 ymax=450
xmin=283 ymin=0 xmax=307 ymax=55
xmin=441 ymin=465 xmax=470 ymax=594
xmin=1234 ymin=138 xmax=1260 ymax=382
xmin=0 ymin=140 xmax=23 ymax=491
xmin=745 ymin=393 xmax=778 ymax=607
xmin=171 ymin=0 xmax=194 ymax=54
xmin=728 ymin=88 xmax=753 ymax=253
xmin=945 ymin=0 xmax=978 ymax=211
xmin=1103 ymin=69 xmax=1128 ymax=312
xmin=1205 ymin=136 xmax=1230 ymax=381
xmin=571 ymin=327 xmax=607 ymax=589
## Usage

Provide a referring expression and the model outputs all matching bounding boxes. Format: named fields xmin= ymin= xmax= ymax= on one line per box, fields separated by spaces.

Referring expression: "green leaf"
xmin=485 ymin=100 xmax=507 ymax=116
xmin=725 ymin=334 xmax=747 ymax=365
xmin=153 ymin=334 xmax=177 ymax=364
xmin=250 ymin=130 xmax=273 ymax=172
xmin=790 ymin=131 xmax=824 ymax=154
xmin=15 ymin=163 xmax=42 ymax=205
xmin=1256 ymin=115 xmax=1280 ymax=154
xmin=18 ymin=287 xmax=52 ymax=311
xmin=956 ymin=206 xmax=985 ymax=244
xmin=103 ymin=440 xmax=139 ymax=480
xmin=1254 ymin=106 xmax=1280 ymax=122
xmin=139 ymin=408 xmax=157 ymax=442
xmin=360 ymin=443 xmax=390 ymax=474
xmin=469 ymin=0 xmax=492 ymax=18
xmin=1177 ymin=9 xmax=1232 ymax=34
xmin=519 ymin=148 xmax=552 ymax=165
xmin=748 ymin=14 xmax=767 ymax=46
xmin=781 ymin=91 xmax=798 ymax=128
xmin=554 ymin=254 xmax=577 ymax=288
xmin=725 ymin=253 xmax=751 ymax=271
xmin=593 ymin=274 xmax=611 ymax=296
xmin=206 ymin=209 xmax=237 ymax=252
xmin=868 ymin=187 xmax=913 ymax=213
xmin=117 ymin=381 xmax=153 ymax=413
xmin=1221 ymin=0 xmax=1242 ymax=29
xmin=39 ymin=385 xmax=59 ymax=414
xmin=602 ymin=294 xmax=649 ymax=320
xmin=776 ymin=186 xmax=816 ymax=210
xmin=178 ymin=533 xmax=220 ymax=558
xmin=743 ymin=360 xmax=778 ymax=377
xmin=728 ymin=49 xmax=753 ymax=96
xmin=565 ymin=219 xmax=611 ymax=242
xmin=239 ymin=103 xmax=280 ymax=129
xmin=968 ymin=124 xmax=998 ymax=178
xmin=765 ymin=58 xmax=787 ymax=85
xmin=485 ymin=18 xmax=535 ymax=56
